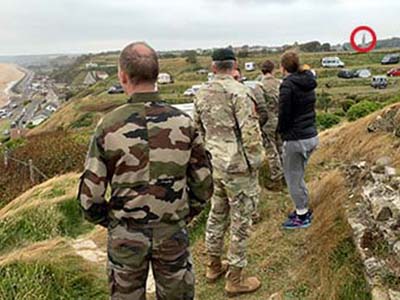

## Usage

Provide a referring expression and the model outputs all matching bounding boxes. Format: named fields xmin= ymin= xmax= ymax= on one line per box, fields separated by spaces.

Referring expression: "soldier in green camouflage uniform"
xmin=260 ymin=60 xmax=284 ymax=185
xmin=194 ymin=48 xmax=264 ymax=296
xmin=78 ymin=42 xmax=213 ymax=300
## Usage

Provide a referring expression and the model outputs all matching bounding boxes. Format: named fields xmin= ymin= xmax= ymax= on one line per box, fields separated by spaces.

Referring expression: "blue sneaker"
xmin=282 ymin=214 xmax=312 ymax=229
xmin=288 ymin=209 xmax=313 ymax=220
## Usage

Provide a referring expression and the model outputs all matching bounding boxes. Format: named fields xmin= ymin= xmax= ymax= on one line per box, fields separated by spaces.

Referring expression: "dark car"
xmin=337 ymin=69 xmax=356 ymax=79
xmin=381 ymin=54 xmax=400 ymax=65
xmin=107 ymin=84 xmax=124 ymax=94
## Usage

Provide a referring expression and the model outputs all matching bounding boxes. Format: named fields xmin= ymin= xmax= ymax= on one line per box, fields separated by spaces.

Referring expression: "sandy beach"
xmin=0 ymin=63 xmax=25 ymax=108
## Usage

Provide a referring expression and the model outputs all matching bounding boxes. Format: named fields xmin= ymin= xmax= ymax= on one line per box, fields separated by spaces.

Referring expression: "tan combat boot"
xmin=225 ymin=266 xmax=261 ymax=297
xmin=206 ymin=256 xmax=228 ymax=283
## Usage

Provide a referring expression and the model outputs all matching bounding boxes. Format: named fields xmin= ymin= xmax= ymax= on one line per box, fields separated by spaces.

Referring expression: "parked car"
xmin=0 ymin=109 xmax=8 ymax=119
xmin=322 ymin=57 xmax=345 ymax=68
xmin=183 ymin=85 xmax=202 ymax=97
xmin=196 ymin=69 xmax=208 ymax=75
xmin=157 ymin=73 xmax=174 ymax=84
xmin=338 ymin=69 xmax=355 ymax=79
xmin=107 ymin=84 xmax=124 ymax=94
xmin=245 ymin=62 xmax=256 ymax=72
xmin=387 ymin=68 xmax=400 ymax=77
xmin=354 ymin=69 xmax=372 ymax=78
xmin=381 ymin=54 xmax=400 ymax=65
xmin=371 ymin=76 xmax=388 ymax=89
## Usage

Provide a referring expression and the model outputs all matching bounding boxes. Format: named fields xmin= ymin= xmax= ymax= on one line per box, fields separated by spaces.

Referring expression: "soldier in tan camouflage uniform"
xmin=260 ymin=60 xmax=284 ymax=187
xmin=78 ymin=42 xmax=213 ymax=300
xmin=232 ymin=68 xmax=267 ymax=223
xmin=194 ymin=48 xmax=264 ymax=297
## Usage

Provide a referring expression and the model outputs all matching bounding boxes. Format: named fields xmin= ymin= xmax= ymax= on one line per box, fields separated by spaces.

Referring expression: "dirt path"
xmin=71 ymin=238 xmax=157 ymax=295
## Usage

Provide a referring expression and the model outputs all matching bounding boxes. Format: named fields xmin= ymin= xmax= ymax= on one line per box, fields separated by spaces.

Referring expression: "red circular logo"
xmin=350 ymin=26 xmax=377 ymax=53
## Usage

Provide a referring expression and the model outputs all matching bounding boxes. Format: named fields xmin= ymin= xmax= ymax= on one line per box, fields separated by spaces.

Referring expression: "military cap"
xmin=212 ymin=48 xmax=236 ymax=61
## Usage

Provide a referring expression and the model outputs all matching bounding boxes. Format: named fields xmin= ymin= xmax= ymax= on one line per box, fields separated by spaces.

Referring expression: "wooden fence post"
xmin=29 ymin=159 xmax=35 ymax=183
xmin=4 ymin=150 xmax=8 ymax=168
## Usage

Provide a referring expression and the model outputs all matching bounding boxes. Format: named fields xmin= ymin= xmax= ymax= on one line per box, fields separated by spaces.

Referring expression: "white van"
xmin=321 ymin=57 xmax=345 ymax=68
xmin=157 ymin=73 xmax=173 ymax=84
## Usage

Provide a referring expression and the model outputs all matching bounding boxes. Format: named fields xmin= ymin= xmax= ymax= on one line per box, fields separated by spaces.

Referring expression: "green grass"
xmin=0 ymin=198 xmax=94 ymax=254
xmin=331 ymin=237 xmax=372 ymax=300
xmin=0 ymin=259 xmax=108 ymax=300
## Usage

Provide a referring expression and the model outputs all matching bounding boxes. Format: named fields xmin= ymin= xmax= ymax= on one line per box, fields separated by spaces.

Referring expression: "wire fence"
xmin=3 ymin=150 xmax=48 ymax=184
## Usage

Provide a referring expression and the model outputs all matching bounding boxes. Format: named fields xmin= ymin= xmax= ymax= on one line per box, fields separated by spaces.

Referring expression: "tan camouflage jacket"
xmin=261 ymin=74 xmax=281 ymax=122
xmin=247 ymin=82 xmax=269 ymax=127
xmin=194 ymin=75 xmax=264 ymax=175
xmin=78 ymin=92 xmax=213 ymax=227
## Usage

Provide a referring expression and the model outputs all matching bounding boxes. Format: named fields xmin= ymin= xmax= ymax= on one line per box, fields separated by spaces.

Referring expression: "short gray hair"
xmin=119 ymin=42 xmax=159 ymax=84
xmin=213 ymin=60 xmax=235 ymax=72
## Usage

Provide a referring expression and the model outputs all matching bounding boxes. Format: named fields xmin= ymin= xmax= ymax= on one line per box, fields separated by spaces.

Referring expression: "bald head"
xmin=119 ymin=42 xmax=159 ymax=85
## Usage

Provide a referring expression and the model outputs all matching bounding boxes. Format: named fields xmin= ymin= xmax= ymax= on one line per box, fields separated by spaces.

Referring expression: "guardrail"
xmin=3 ymin=149 xmax=48 ymax=183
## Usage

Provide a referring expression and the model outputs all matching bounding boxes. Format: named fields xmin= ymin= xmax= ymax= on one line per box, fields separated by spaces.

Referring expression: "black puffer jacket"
xmin=277 ymin=70 xmax=318 ymax=141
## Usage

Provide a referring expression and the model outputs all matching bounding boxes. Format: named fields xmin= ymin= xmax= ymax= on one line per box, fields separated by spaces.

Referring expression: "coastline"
xmin=0 ymin=64 xmax=26 ymax=109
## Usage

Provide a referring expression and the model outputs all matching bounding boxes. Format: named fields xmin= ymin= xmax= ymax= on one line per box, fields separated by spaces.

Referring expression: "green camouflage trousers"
xmin=107 ymin=222 xmax=194 ymax=300
xmin=205 ymin=171 xmax=260 ymax=268
xmin=262 ymin=119 xmax=284 ymax=182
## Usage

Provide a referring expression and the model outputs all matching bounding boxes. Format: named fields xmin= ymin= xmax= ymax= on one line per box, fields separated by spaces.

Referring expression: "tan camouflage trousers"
xmin=107 ymin=223 xmax=194 ymax=300
xmin=262 ymin=122 xmax=284 ymax=182
xmin=205 ymin=171 xmax=259 ymax=268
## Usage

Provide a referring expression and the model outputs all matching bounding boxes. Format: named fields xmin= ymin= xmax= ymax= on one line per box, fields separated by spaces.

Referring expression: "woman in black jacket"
xmin=278 ymin=51 xmax=319 ymax=229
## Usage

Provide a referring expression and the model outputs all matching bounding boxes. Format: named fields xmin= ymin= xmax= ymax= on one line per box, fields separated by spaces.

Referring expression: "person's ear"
xmin=118 ymin=69 xmax=129 ymax=86
xmin=233 ymin=61 xmax=238 ymax=70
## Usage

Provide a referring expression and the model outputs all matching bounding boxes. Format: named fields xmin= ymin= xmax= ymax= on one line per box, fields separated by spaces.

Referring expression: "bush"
xmin=317 ymin=113 xmax=341 ymax=130
xmin=70 ymin=113 xmax=94 ymax=129
xmin=0 ymin=131 xmax=87 ymax=207
xmin=333 ymin=111 xmax=346 ymax=117
xmin=347 ymin=100 xmax=382 ymax=121
xmin=317 ymin=91 xmax=333 ymax=113
xmin=340 ymin=99 xmax=356 ymax=113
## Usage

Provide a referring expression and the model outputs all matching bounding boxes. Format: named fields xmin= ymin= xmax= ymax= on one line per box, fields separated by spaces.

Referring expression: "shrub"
xmin=317 ymin=113 xmax=341 ymax=130
xmin=70 ymin=113 xmax=94 ymax=129
xmin=317 ymin=91 xmax=333 ymax=113
xmin=340 ymin=99 xmax=356 ymax=113
xmin=3 ymin=138 xmax=26 ymax=151
xmin=333 ymin=111 xmax=346 ymax=117
xmin=0 ymin=131 xmax=87 ymax=207
xmin=347 ymin=100 xmax=382 ymax=121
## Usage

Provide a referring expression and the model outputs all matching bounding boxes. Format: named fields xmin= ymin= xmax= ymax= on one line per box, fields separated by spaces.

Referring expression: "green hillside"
xmin=0 ymin=49 xmax=399 ymax=300
xmin=1 ymin=103 xmax=399 ymax=299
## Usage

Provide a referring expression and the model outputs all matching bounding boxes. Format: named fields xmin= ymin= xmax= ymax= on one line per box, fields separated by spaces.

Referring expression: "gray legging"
xmin=282 ymin=136 xmax=319 ymax=211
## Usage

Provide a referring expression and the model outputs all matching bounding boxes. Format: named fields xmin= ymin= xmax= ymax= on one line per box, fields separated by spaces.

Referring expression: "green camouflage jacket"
xmin=194 ymin=75 xmax=264 ymax=175
xmin=78 ymin=92 xmax=213 ymax=227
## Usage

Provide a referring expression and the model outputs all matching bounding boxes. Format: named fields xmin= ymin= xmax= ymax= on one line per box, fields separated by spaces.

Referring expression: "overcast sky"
xmin=0 ymin=0 xmax=399 ymax=55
